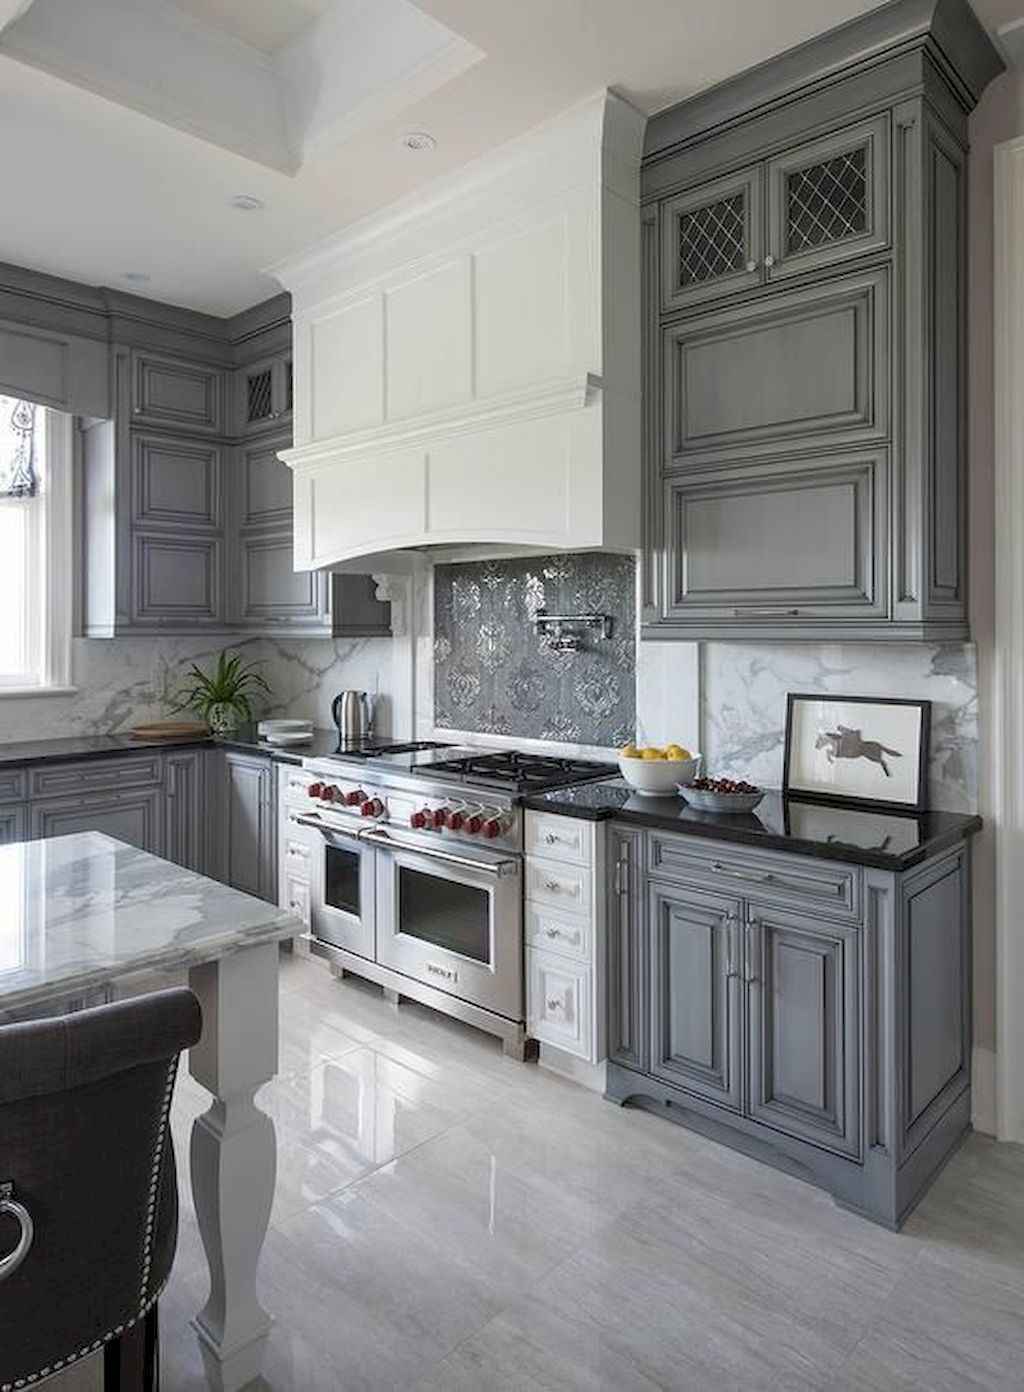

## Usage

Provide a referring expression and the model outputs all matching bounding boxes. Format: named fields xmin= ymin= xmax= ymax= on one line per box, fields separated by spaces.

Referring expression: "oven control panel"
xmin=303 ymin=772 xmax=520 ymax=850
xmin=307 ymin=780 xmax=387 ymax=823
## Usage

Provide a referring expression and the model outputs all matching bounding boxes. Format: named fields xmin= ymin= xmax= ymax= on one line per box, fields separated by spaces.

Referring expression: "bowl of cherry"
xmin=678 ymin=776 xmax=764 ymax=814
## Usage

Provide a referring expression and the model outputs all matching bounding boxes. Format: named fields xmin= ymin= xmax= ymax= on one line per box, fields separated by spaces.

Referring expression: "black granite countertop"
xmin=524 ymin=779 xmax=982 ymax=872
xmin=0 ymin=726 xmax=342 ymax=769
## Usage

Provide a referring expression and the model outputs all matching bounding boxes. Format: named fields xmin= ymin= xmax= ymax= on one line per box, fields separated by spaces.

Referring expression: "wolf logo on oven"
xmin=815 ymin=725 xmax=902 ymax=778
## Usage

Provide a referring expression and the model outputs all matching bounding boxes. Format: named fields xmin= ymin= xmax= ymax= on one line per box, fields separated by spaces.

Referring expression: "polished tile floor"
xmin=59 ymin=949 xmax=1024 ymax=1391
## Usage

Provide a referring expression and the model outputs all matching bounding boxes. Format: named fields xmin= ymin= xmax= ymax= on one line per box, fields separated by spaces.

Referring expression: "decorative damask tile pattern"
xmin=434 ymin=554 xmax=636 ymax=747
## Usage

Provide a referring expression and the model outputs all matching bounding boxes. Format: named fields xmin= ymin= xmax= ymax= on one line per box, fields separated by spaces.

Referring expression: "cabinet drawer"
xmin=281 ymin=830 xmax=313 ymax=877
xmin=648 ymin=832 xmax=861 ymax=921
xmin=282 ymin=874 xmax=310 ymax=927
xmin=527 ymin=948 xmax=592 ymax=1060
xmin=526 ymin=902 xmax=591 ymax=963
xmin=280 ymin=767 xmax=315 ymax=809
xmin=526 ymin=857 xmax=591 ymax=915
xmin=29 ymin=755 xmax=163 ymax=800
xmin=0 ymin=769 xmax=27 ymax=804
xmin=525 ymin=812 xmax=594 ymax=867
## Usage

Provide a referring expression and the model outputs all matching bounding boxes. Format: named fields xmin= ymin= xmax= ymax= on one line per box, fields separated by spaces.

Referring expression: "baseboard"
xmin=972 ymin=1046 xmax=996 ymax=1136
xmin=538 ymin=1045 xmax=607 ymax=1092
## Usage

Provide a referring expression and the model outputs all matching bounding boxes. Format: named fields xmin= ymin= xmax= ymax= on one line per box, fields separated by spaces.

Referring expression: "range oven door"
xmin=370 ymin=831 xmax=523 ymax=1021
xmin=303 ymin=816 xmax=377 ymax=960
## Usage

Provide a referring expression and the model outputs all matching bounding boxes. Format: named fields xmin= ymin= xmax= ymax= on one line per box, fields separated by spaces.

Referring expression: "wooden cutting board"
xmin=129 ymin=720 xmax=209 ymax=740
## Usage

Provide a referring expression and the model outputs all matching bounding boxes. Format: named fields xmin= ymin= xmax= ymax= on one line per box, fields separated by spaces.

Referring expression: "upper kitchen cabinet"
xmin=130 ymin=348 xmax=227 ymax=434
xmin=234 ymin=352 xmax=293 ymax=436
xmin=641 ymin=0 xmax=1002 ymax=642
xmin=271 ymin=93 xmax=645 ymax=570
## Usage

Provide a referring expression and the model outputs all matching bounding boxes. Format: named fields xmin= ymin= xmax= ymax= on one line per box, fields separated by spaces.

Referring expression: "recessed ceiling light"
xmin=122 ymin=272 xmax=150 ymax=284
xmin=401 ymin=131 xmax=437 ymax=152
xmin=230 ymin=194 xmax=265 ymax=212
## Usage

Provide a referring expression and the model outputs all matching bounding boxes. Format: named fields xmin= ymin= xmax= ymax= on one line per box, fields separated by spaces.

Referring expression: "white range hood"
xmin=271 ymin=91 xmax=644 ymax=571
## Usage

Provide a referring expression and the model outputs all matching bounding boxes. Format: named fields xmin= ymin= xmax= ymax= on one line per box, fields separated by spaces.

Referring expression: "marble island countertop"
xmin=0 ymin=725 xmax=342 ymax=769
xmin=0 ymin=831 xmax=299 ymax=1016
xmin=525 ymin=779 xmax=982 ymax=871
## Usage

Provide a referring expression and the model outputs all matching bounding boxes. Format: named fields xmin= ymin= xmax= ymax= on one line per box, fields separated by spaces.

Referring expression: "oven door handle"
xmin=296 ymin=813 xmax=368 ymax=843
xmin=360 ymin=827 xmax=520 ymax=879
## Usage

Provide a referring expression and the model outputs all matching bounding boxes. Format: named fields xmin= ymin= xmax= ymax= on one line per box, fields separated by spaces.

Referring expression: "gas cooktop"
xmin=411 ymin=749 xmax=618 ymax=793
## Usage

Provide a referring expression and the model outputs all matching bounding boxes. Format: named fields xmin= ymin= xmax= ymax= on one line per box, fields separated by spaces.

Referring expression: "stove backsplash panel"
xmin=433 ymin=553 xmax=636 ymax=747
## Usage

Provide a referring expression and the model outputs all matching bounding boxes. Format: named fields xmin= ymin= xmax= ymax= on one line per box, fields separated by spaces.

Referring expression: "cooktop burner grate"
xmin=414 ymin=750 xmax=617 ymax=791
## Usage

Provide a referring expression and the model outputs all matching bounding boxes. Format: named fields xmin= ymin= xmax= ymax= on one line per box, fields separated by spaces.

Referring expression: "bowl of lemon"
xmin=618 ymin=743 xmax=701 ymax=796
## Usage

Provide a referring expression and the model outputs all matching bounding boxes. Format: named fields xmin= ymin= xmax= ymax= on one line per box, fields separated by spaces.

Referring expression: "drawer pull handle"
xmin=546 ymin=997 xmax=564 ymax=1012
xmin=544 ymin=879 xmax=563 ymax=892
xmin=732 ymin=608 xmax=800 ymax=617
xmin=712 ymin=861 xmax=774 ymax=885
xmin=545 ymin=927 xmax=580 ymax=945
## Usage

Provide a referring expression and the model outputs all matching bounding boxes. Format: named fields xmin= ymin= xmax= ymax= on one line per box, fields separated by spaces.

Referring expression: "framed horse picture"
xmin=783 ymin=694 xmax=931 ymax=812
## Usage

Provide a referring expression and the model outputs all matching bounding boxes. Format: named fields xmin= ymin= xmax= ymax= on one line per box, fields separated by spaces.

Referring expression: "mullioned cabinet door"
xmin=659 ymin=165 xmax=764 ymax=312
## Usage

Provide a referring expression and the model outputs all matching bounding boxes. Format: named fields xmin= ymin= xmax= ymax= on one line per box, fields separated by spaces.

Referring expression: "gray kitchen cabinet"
xmin=132 ymin=532 xmax=226 ymax=626
xmin=660 ymin=165 xmax=763 ymax=312
xmin=0 ymin=805 xmax=28 ymax=845
xmin=607 ymin=825 xmax=645 ymax=1070
xmin=211 ymin=750 xmax=276 ymax=903
xmin=164 ymin=748 xmax=207 ymax=873
xmin=606 ymin=821 xmax=976 ymax=1227
xmin=661 ymin=450 xmax=889 ymax=628
xmin=641 ymin=0 xmax=1001 ymax=642
xmin=130 ymin=348 xmax=226 ymax=435
xmin=234 ymin=353 xmax=292 ymax=436
xmin=131 ymin=432 xmax=224 ymax=530
xmin=648 ymin=880 xmax=743 ymax=1112
xmin=30 ymin=787 xmax=163 ymax=854
xmin=746 ymin=903 xmax=861 ymax=1158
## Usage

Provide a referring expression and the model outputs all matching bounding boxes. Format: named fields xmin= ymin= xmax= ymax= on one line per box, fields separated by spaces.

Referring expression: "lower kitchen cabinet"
xmin=30 ymin=787 xmax=163 ymax=854
xmin=210 ymin=750 xmax=277 ymax=903
xmin=163 ymin=748 xmax=208 ymax=873
xmin=747 ymin=903 xmax=861 ymax=1158
xmin=648 ymin=881 xmax=743 ymax=1112
xmin=605 ymin=822 xmax=976 ymax=1228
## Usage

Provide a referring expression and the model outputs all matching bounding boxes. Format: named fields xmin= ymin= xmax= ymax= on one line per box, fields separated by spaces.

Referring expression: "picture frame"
xmin=782 ymin=693 xmax=931 ymax=812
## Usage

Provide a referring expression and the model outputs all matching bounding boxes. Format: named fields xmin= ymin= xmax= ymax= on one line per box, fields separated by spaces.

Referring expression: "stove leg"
xmin=382 ymin=986 xmax=402 ymax=1009
xmin=329 ymin=964 xmax=347 ymax=981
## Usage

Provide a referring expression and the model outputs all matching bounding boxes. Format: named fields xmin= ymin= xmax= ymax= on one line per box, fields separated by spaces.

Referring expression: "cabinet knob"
xmin=746 ymin=259 xmax=758 ymax=273
xmin=763 ymin=254 xmax=776 ymax=269
xmin=546 ymin=998 xmax=563 ymax=1012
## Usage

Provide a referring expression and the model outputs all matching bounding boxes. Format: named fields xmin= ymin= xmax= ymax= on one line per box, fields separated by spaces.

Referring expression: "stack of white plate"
xmin=257 ymin=719 xmax=314 ymax=746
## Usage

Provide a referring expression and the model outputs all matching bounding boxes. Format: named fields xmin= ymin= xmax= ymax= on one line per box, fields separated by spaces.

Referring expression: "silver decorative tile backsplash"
xmin=434 ymin=554 xmax=636 ymax=746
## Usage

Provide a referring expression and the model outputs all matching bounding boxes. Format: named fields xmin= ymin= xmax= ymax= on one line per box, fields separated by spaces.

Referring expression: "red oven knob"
xmin=345 ymin=789 xmax=367 ymax=806
xmin=446 ymin=810 xmax=465 ymax=830
xmin=465 ymin=814 xmax=483 ymax=835
xmin=307 ymin=782 xmax=323 ymax=799
xmin=320 ymin=784 xmax=337 ymax=802
xmin=410 ymin=809 xmax=428 ymax=829
xmin=481 ymin=818 xmax=501 ymax=839
xmin=360 ymin=798 xmax=383 ymax=817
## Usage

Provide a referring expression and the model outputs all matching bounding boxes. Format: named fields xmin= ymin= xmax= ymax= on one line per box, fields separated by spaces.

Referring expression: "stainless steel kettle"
xmin=332 ymin=689 xmax=374 ymax=741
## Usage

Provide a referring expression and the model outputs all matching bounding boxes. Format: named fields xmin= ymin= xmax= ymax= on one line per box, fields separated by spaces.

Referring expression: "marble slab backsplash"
xmin=433 ymin=552 xmax=636 ymax=747
xmin=701 ymin=642 xmax=978 ymax=813
xmin=0 ymin=635 xmax=395 ymax=744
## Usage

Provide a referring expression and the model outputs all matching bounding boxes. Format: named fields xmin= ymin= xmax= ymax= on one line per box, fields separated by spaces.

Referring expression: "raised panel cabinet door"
xmin=766 ymin=115 xmax=890 ymax=280
xmin=0 ymin=805 xmax=28 ymax=845
xmin=30 ymin=789 xmax=163 ymax=855
xmin=131 ymin=351 xmax=225 ymax=434
xmin=746 ymin=905 xmax=861 ymax=1158
xmin=132 ymin=533 xmax=225 ymax=626
xmin=662 ymin=450 xmax=890 ymax=628
xmin=237 ymin=432 xmax=293 ymax=530
xmin=219 ymin=753 xmax=276 ymax=902
xmin=665 ymin=267 xmax=889 ymax=465
xmin=648 ymin=881 xmax=743 ymax=1110
xmin=607 ymin=826 xmax=646 ymax=1070
xmin=131 ymin=433 xmax=223 ymax=531
xmin=238 ymin=533 xmax=325 ymax=626
xmin=660 ymin=165 xmax=764 ymax=311
xmin=164 ymin=749 xmax=206 ymax=873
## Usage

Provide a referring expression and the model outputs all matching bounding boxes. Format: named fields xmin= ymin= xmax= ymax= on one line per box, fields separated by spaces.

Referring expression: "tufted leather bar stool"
xmin=0 ymin=988 xmax=202 ymax=1391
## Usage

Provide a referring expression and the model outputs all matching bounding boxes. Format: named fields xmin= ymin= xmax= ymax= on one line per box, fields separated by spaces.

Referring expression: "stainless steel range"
xmin=299 ymin=741 xmax=615 ymax=1058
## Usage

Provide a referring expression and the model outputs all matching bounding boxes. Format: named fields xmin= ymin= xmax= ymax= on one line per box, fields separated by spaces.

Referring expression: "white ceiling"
xmin=0 ymin=0 xmax=1014 ymax=316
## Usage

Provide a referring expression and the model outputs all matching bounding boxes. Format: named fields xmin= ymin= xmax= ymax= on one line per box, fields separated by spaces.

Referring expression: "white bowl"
xmin=678 ymin=785 xmax=764 ymax=814
xmin=618 ymin=753 xmax=701 ymax=797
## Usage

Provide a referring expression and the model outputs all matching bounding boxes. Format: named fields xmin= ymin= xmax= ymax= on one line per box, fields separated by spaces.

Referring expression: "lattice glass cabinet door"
xmin=660 ymin=165 xmax=764 ymax=311
xmin=766 ymin=116 xmax=890 ymax=280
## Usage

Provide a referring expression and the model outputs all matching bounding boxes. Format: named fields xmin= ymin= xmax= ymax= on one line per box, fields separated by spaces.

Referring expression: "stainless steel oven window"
xmin=396 ymin=866 xmax=492 ymax=964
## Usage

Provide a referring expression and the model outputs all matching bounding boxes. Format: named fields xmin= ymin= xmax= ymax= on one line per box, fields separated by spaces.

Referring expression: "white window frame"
xmin=0 ymin=406 xmax=74 ymax=697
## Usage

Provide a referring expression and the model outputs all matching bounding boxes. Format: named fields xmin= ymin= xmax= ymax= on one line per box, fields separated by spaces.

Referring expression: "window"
xmin=0 ymin=396 xmax=73 ymax=693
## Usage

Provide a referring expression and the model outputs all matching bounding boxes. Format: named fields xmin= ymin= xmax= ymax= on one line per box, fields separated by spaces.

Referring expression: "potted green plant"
xmin=169 ymin=649 xmax=271 ymax=736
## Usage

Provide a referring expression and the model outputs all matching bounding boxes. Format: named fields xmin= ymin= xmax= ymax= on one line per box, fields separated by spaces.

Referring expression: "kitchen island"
xmin=0 ymin=832 xmax=300 ymax=1391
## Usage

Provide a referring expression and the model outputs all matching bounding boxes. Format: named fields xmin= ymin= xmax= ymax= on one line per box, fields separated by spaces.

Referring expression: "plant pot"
xmin=207 ymin=703 xmax=241 ymax=736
